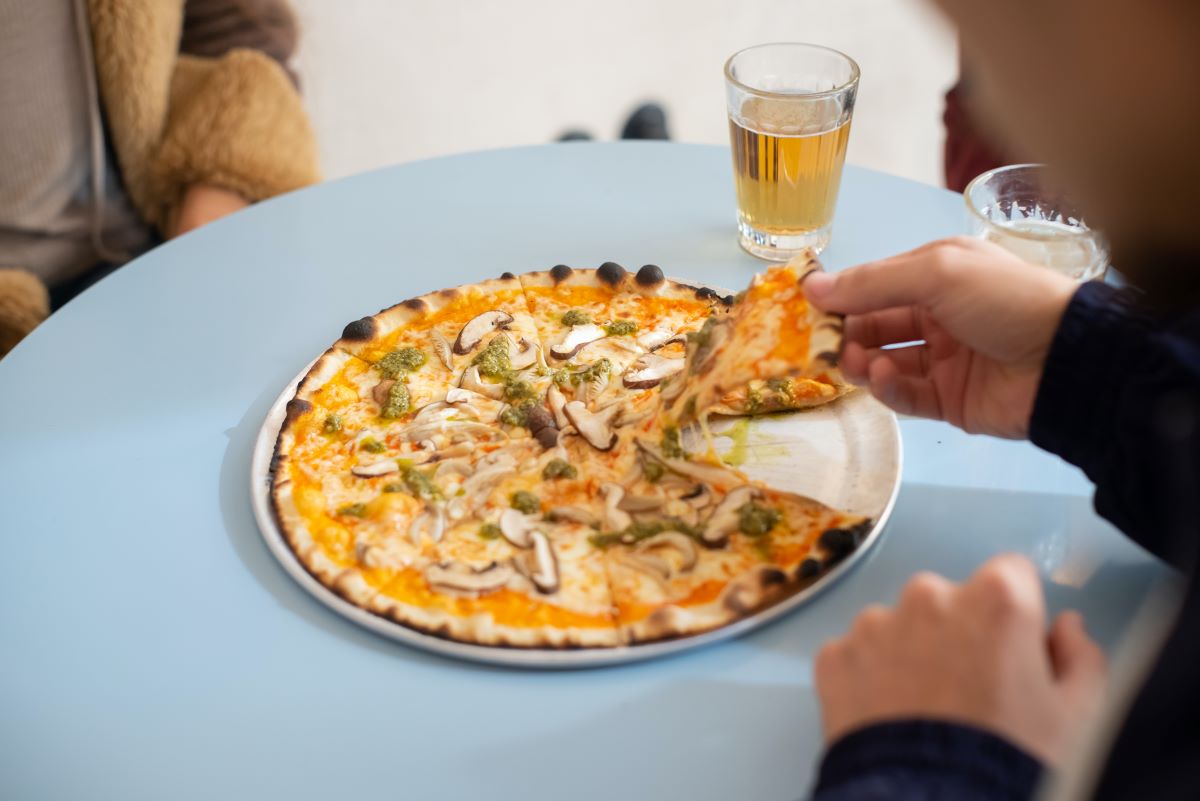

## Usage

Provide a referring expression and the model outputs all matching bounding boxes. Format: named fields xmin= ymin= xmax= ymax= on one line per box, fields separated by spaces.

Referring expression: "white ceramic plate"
xmin=251 ymin=350 xmax=901 ymax=670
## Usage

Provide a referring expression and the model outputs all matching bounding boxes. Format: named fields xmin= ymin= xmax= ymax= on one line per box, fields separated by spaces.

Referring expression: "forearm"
xmin=813 ymin=721 xmax=1043 ymax=801
xmin=1030 ymin=281 xmax=1200 ymax=568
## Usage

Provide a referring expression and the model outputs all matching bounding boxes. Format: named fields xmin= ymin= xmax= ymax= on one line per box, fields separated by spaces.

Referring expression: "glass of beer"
xmin=725 ymin=43 xmax=859 ymax=261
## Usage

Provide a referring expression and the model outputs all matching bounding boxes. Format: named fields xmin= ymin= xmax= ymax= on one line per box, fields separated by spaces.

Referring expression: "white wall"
xmin=291 ymin=0 xmax=957 ymax=186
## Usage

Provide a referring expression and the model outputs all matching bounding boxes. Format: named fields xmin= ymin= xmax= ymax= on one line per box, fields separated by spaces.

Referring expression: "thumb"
xmin=1048 ymin=611 xmax=1107 ymax=710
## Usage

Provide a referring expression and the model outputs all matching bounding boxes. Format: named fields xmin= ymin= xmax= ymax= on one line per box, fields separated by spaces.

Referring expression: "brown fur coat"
xmin=0 ymin=0 xmax=319 ymax=356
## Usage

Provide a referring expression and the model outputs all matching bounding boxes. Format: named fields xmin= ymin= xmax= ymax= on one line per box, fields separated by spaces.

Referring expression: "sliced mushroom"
xmin=527 ymin=531 xmax=560 ymax=593
xmin=681 ymin=483 xmax=714 ymax=510
xmin=395 ymin=420 xmax=498 ymax=443
xmin=429 ymin=441 xmax=476 ymax=461
xmin=508 ymin=336 xmax=539 ymax=370
xmin=613 ymin=549 xmax=672 ymax=583
xmin=430 ymin=330 xmax=454 ymax=369
xmin=453 ymin=310 xmax=513 ymax=355
xmin=622 ymin=353 xmax=685 ymax=389
xmin=498 ymin=508 xmax=537 ymax=549
xmin=445 ymin=387 xmax=483 ymax=404
xmin=425 ymin=561 xmax=515 ymax=595
xmin=638 ymin=531 xmax=698 ymax=572
xmin=635 ymin=441 xmax=745 ymax=492
xmin=617 ymin=493 xmax=665 ymax=513
xmin=637 ymin=328 xmax=686 ymax=352
xmin=433 ymin=457 xmax=473 ymax=479
xmin=409 ymin=506 xmax=447 ymax=545
xmin=600 ymin=483 xmax=634 ymax=532
xmin=351 ymin=460 xmax=400 ymax=478
xmin=702 ymin=485 xmax=757 ymax=547
xmin=550 ymin=323 xmax=607 ymax=360
xmin=546 ymin=384 xmax=570 ymax=429
xmin=564 ymin=401 xmax=619 ymax=451
xmin=546 ymin=505 xmax=600 ymax=527
xmin=459 ymin=365 xmax=505 ymax=400
xmin=372 ymin=379 xmax=396 ymax=407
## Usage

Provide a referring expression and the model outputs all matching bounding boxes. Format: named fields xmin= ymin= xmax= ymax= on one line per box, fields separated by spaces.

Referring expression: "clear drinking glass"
xmin=725 ymin=42 xmax=860 ymax=261
xmin=965 ymin=164 xmax=1108 ymax=281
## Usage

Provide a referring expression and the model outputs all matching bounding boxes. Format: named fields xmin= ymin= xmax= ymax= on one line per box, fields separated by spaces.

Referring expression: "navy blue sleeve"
xmin=812 ymin=721 xmax=1043 ymax=801
xmin=1030 ymin=281 xmax=1200 ymax=569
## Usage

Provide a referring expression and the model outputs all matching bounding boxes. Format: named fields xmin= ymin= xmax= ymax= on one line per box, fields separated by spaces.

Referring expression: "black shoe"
xmin=620 ymin=103 xmax=670 ymax=140
xmin=557 ymin=129 xmax=593 ymax=142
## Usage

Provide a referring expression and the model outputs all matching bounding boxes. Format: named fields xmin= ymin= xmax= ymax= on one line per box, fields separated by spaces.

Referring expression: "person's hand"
xmin=815 ymin=554 xmax=1107 ymax=764
xmin=805 ymin=237 xmax=1077 ymax=439
xmin=168 ymin=184 xmax=249 ymax=239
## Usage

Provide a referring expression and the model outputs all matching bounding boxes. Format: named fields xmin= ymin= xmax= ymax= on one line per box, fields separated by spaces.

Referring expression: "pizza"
xmin=269 ymin=258 xmax=874 ymax=648
xmin=661 ymin=253 xmax=851 ymax=426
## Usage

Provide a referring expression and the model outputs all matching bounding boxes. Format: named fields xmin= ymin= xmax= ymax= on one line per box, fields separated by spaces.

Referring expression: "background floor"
xmin=290 ymin=0 xmax=958 ymax=186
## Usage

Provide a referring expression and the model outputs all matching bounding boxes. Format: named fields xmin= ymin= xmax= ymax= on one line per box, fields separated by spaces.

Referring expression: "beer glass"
xmin=725 ymin=43 xmax=860 ymax=260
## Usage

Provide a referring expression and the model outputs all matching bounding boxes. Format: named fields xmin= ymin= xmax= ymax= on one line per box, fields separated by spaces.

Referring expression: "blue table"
xmin=0 ymin=143 xmax=1167 ymax=801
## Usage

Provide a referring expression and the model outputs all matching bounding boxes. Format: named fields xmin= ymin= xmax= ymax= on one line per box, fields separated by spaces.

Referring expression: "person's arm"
xmin=180 ymin=0 xmax=300 ymax=84
xmin=814 ymin=721 xmax=1043 ymax=801
xmin=1030 ymin=281 xmax=1200 ymax=569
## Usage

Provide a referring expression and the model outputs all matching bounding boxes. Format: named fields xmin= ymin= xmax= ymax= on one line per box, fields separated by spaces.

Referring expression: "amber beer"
xmin=725 ymin=43 xmax=859 ymax=260
xmin=729 ymin=103 xmax=852 ymax=238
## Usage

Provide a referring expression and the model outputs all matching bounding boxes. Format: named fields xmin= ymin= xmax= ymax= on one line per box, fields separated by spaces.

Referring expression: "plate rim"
xmin=249 ymin=322 xmax=902 ymax=670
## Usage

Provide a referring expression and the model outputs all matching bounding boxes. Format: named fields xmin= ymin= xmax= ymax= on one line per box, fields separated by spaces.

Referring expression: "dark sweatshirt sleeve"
xmin=1030 ymin=281 xmax=1200 ymax=569
xmin=812 ymin=721 xmax=1043 ymax=801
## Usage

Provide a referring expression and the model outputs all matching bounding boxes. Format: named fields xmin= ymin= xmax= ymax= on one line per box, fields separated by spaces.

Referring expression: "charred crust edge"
xmin=550 ymin=264 xmax=573 ymax=283
xmin=500 ymin=271 xmax=516 ymax=280
xmin=597 ymin=262 xmax=626 ymax=286
xmin=340 ymin=317 xmax=378 ymax=341
xmin=816 ymin=350 xmax=840 ymax=367
xmin=635 ymin=264 xmax=664 ymax=286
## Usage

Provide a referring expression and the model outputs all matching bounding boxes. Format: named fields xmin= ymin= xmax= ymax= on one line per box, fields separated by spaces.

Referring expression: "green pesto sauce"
xmin=603 ymin=319 xmax=638 ymax=336
xmin=572 ymin=358 xmax=611 ymax=386
xmin=510 ymin=490 xmax=540 ymax=514
xmin=382 ymin=482 xmax=405 ymax=493
xmin=502 ymin=374 xmax=535 ymax=402
xmin=478 ymin=522 xmax=502 ymax=540
xmin=472 ymin=336 xmax=511 ymax=378
xmin=643 ymin=460 xmax=665 ymax=483
xmin=589 ymin=518 xmax=702 ymax=549
xmin=376 ymin=347 xmax=427 ymax=379
xmin=561 ymin=309 xmax=592 ymax=326
xmin=402 ymin=466 xmax=437 ymax=500
xmin=337 ymin=502 xmax=368 ymax=518
xmin=322 ymin=413 xmax=343 ymax=434
xmin=360 ymin=437 xmax=386 ymax=454
xmin=542 ymin=459 xmax=577 ymax=480
xmin=738 ymin=502 xmax=780 ymax=537
xmin=381 ymin=381 xmax=411 ymax=418
xmin=661 ymin=426 xmax=685 ymax=459
xmin=720 ymin=418 xmax=751 ymax=467
xmin=499 ymin=399 xmax=536 ymax=428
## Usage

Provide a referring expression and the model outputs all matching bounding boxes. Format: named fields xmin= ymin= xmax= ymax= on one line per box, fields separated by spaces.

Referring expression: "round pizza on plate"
xmin=269 ymin=258 xmax=874 ymax=649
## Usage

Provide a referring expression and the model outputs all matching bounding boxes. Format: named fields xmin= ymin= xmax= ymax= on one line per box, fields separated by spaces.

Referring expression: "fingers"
xmin=805 ymin=240 xmax=967 ymax=315
xmin=866 ymin=355 xmax=944 ymax=419
xmin=964 ymin=554 xmax=1048 ymax=629
xmin=844 ymin=307 xmax=924 ymax=349
xmin=1049 ymin=611 xmax=1107 ymax=706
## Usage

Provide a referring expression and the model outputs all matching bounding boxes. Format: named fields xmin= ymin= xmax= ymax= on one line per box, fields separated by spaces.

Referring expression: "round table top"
xmin=0 ymin=143 xmax=1166 ymax=801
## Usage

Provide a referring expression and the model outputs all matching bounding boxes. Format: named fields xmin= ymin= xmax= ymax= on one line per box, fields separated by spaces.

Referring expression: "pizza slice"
xmin=334 ymin=274 xmax=545 ymax=420
xmin=360 ymin=446 xmax=622 ymax=648
xmin=590 ymin=442 xmax=872 ymax=642
xmin=661 ymin=253 xmax=850 ymax=426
